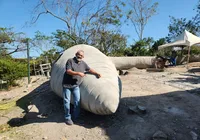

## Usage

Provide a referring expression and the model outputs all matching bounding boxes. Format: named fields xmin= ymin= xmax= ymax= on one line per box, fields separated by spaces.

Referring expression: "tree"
xmin=152 ymin=38 xmax=166 ymax=51
xmin=52 ymin=29 xmax=84 ymax=50
xmin=52 ymin=29 xmax=127 ymax=56
xmin=31 ymin=31 xmax=59 ymax=55
xmin=28 ymin=0 xmax=126 ymax=53
xmin=30 ymin=0 xmax=124 ymax=38
xmin=38 ymin=48 xmax=60 ymax=64
xmin=126 ymin=0 xmax=158 ymax=40
xmin=167 ymin=0 xmax=200 ymax=42
xmin=0 ymin=27 xmax=27 ymax=57
xmin=93 ymin=30 xmax=127 ymax=56
xmin=129 ymin=37 xmax=154 ymax=56
xmin=167 ymin=17 xmax=200 ymax=42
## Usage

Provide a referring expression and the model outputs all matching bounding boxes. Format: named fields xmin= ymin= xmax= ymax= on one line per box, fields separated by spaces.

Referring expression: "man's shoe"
xmin=65 ymin=119 xmax=74 ymax=125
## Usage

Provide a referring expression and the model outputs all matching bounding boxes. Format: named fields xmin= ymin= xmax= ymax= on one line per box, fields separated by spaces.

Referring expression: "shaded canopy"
xmin=158 ymin=30 xmax=200 ymax=50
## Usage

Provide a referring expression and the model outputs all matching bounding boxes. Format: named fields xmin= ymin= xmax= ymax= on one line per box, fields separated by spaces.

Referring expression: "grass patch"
xmin=0 ymin=100 xmax=17 ymax=110
xmin=0 ymin=124 xmax=11 ymax=133
xmin=0 ymin=94 xmax=30 ymax=111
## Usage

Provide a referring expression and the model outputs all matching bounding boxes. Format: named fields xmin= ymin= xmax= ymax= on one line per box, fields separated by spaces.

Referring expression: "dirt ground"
xmin=1 ymin=63 xmax=200 ymax=140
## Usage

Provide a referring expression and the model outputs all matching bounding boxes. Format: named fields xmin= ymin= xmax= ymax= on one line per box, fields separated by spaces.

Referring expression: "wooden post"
xmin=33 ymin=60 xmax=36 ymax=76
xmin=187 ymin=45 xmax=191 ymax=64
xmin=181 ymin=46 xmax=183 ymax=57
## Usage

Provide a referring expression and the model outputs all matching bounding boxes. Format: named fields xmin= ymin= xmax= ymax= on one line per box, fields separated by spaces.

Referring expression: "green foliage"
xmin=52 ymin=30 xmax=84 ymax=49
xmin=52 ymin=29 xmax=127 ymax=56
xmin=167 ymin=1 xmax=200 ymax=42
xmin=28 ymin=48 xmax=60 ymax=75
xmin=93 ymin=31 xmax=127 ymax=56
xmin=152 ymin=38 xmax=166 ymax=51
xmin=31 ymin=31 xmax=56 ymax=55
xmin=34 ymin=31 xmax=51 ymax=41
xmin=190 ymin=45 xmax=200 ymax=55
xmin=31 ymin=0 xmax=126 ymax=53
xmin=0 ymin=58 xmax=27 ymax=86
xmin=39 ymin=48 xmax=60 ymax=64
xmin=124 ymin=37 xmax=166 ymax=56
xmin=150 ymin=38 xmax=166 ymax=56
xmin=128 ymin=37 xmax=155 ymax=56
xmin=157 ymin=47 xmax=173 ymax=57
xmin=0 ymin=27 xmax=13 ymax=44
xmin=123 ymin=47 xmax=133 ymax=56
xmin=0 ymin=27 xmax=26 ymax=56
xmin=0 ymin=27 xmax=13 ymax=57
xmin=167 ymin=17 xmax=200 ymax=42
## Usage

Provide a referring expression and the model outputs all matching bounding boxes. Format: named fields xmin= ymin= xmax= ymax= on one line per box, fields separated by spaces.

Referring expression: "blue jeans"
xmin=170 ymin=57 xmax=176 ymax=66
xmin=63 ymin=86 xmax=80 ymax=120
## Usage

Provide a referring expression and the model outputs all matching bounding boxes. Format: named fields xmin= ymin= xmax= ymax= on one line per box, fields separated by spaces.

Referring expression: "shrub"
xmin=0 ymin=58 xmax=27 ymax=87
xmin=190 ymin=46 xmax=200 ymax=55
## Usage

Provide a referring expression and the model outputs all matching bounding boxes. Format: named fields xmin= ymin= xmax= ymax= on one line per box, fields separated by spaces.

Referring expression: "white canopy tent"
xmin=158 ymin=30 xmax=200 ymax=63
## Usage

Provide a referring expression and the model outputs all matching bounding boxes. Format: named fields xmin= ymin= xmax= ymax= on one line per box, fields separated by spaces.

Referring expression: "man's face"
xmin=76 ymin=52 xmax=84 ymax=62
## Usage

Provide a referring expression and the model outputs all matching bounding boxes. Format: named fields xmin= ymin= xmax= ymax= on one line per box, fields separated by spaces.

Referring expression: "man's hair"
xmin=76 ymin=50 xmax=84 ymax=55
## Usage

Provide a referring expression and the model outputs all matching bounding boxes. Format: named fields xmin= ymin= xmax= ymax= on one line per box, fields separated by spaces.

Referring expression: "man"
xmin=170 ymin=50 xmax=177 ymax=66
xmin=62 ymin=50 xmax=101 ymax=125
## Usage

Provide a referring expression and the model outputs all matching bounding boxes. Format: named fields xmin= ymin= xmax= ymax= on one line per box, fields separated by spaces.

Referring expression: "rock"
xmin=190 ymin=131 xmax=198 ymax=140
xmin=28 ymin=105 xmax=39 ymax=113
xmin=119 ymin=70 xmax=124 ymax=75
xmin=23 ymin=89 xmax=28 ymax=92
xmin=2 ymin=98 xmax=11 ymax=101
xmin=39 ymin=113 xmax=48 ymax=118
xmin=128 ymin=105 xmax=147 ymax=115
xmin=42 ymin=136 xmax=48 ymax=139
xmin=124 ymin=71 xmax=129 ymax=75
xmin=128 ymin=106 xmax=138 ymax=114
xmin=137 ymin=105 xmax=146 ymax=114
xmin=152 ymin=130 xmax=167 ymax=140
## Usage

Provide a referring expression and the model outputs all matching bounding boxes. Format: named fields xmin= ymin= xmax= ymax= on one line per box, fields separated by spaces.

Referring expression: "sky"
xmin=0 ymin=0 xmax=198 ymax=58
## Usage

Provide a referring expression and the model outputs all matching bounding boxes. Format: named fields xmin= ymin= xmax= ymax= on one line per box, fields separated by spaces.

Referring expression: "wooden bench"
xmin=40 ymin=63 xmax=51 ymax=78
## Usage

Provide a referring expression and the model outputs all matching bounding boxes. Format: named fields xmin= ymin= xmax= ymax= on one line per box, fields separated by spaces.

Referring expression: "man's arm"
xmin=88 ymin=69 xmax=101 ymax=78
xmin=67 ymin=69 xmax=85 ymax=77
xmin=66 ymin=59 xmax=84 ymax=77
xmin=83 ymin=61 xmax=101 ymax=78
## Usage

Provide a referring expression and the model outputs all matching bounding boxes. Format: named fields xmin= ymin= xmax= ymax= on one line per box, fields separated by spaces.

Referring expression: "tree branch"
xmin=4 ymin=45 xmax=26 ymax=56
xmin=41 ymin=0 xmax=71 ymax=31
xmin=31 ymin=11 xmax=48 ymax=24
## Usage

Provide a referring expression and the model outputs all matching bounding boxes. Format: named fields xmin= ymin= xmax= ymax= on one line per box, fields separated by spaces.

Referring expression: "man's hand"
xmin=88 ymin=69 xmax=101 ymax=78
xmin=78 ymin=72 xmax=85 ymax=77
xmin=96 ymin=73 xmax=101 ymax=78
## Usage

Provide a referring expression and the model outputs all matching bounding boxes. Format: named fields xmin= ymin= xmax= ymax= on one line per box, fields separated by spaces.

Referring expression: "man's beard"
xmin=76 ymin=57 xmax=82 ymax=62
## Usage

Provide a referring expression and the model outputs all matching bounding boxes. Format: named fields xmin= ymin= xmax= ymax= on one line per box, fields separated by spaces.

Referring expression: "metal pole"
xmin=27 ymin=39 xmax=30 ymax=84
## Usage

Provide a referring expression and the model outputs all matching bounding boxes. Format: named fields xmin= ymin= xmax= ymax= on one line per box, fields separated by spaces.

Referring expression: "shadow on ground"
xmin=188 ymin=67 xmax=200 ymax=73
xmin=166 ymin=68 xmax=200 ymax=85
xmin=7 ymin=80 xmax=200 ymax=140
xmin=7 ymin=81 xmax=118 ymax=128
